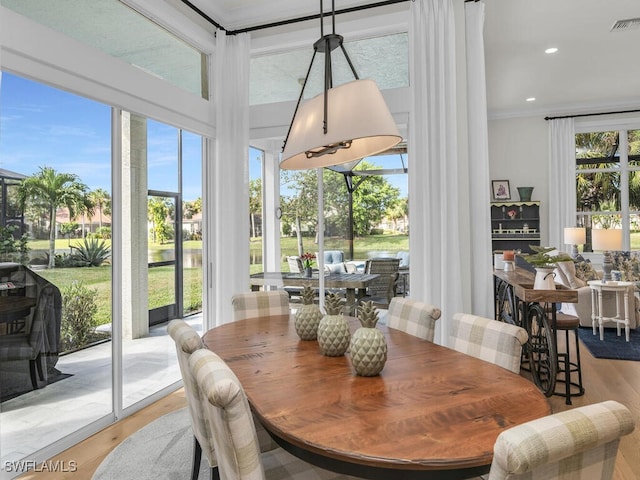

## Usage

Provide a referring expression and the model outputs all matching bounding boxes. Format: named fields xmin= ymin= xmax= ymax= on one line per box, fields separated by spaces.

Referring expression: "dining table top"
xmin=202 ymin=314 xmax=551 ymax=480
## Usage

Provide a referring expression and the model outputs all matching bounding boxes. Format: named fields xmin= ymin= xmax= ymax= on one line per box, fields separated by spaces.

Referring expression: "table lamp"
xmin=563 ymin=227 xmax=586 ymax=258
xmin=591 ymin=228 xmax=622 ymax=282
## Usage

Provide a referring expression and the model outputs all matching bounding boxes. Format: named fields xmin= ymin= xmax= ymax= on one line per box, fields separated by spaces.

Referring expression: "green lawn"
xmin=252 ymin=233 xmax=409 ymax=273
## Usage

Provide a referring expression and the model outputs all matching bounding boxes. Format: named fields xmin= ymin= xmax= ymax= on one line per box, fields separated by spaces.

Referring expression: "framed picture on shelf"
xmin=491 ymin=180 xmax=511 ymax=201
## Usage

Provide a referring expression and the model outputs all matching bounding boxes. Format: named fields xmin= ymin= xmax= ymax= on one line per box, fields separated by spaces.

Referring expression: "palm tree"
xmin=18 ymin=166 xmax=90 ymax=268
xmin=88 ymin=188 xmax=111 ymax=231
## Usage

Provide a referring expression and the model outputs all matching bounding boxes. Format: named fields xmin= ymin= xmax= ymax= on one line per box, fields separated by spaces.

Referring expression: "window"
xmin=2 ymin=0 xmax=208 ymax=98
xmin=575 ymin=127 xmax=640 ymax=250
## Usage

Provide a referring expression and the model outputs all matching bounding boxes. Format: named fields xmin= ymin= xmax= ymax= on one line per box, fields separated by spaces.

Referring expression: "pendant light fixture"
xmin=280 ymin=0 xmax=402 ymax=170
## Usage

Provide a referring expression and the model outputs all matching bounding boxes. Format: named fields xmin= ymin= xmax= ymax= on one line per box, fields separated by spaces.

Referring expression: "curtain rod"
xmin=545 ymin=109 xmax=640 ymax=121
xmin=181 ymin=0 xmax=410 ymax=34
xmin=181 ymin=0 xmax=225 ymax=30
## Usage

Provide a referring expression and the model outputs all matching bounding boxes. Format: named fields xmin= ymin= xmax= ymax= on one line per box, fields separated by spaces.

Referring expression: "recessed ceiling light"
xmin=526 ymin=97 xmax=536 ymax=102
xmin=545 ymin=47 xmax=558 ymax=54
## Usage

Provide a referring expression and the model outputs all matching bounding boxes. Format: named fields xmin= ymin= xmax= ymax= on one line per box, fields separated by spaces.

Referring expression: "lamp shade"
xmin=592 ymin=228 xmax=622 ymax=251
xmin=280 ymin=79 xmax=402 ymax=170
xmin=563 ymin=227 xmax=586 ymax=245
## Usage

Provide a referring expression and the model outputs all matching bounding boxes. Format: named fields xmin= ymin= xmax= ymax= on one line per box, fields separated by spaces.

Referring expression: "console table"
xmin=493 ymin=267 xmax=578 ymax=398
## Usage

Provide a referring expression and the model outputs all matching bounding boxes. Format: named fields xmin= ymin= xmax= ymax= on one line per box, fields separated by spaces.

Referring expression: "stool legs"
xmin=555 ymin=328 xmax=584 ymax=405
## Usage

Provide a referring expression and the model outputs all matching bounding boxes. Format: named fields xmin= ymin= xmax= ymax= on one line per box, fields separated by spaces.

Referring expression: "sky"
xmin=0 ymin=72 xmax=407 ymax=201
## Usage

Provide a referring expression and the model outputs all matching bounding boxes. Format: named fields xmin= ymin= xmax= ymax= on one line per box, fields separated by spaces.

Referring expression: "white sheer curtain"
xmin=465 ymin=1 xmax=492 ymax=317
xmin=548 ymin=118 xmax=576 ymax=250
xmin=409 ymin=0 xmax=463 ymax=344
xmin=211 ymin=31 xmax=250 ymax=326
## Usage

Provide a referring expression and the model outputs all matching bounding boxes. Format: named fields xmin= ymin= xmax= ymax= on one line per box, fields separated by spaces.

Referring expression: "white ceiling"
xmin=184 ymin=0 xmax=640 ymax=118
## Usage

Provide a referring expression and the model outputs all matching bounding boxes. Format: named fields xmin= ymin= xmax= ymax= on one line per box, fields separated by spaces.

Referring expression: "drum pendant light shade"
xmin=280 ymin=79 xmax=401 ymax=170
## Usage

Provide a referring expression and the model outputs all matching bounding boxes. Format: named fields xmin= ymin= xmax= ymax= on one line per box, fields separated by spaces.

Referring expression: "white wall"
xmin=488 ymin=116 xmax=550 ymax=245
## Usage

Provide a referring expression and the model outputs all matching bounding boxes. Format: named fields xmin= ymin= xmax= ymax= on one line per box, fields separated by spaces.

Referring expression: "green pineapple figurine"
xmin=294 ymin=284 xmax=322 ymax=340
xmin=317 ymin=292 xmax=351 ymax=356
xmin=349 ymin=301 xmax=387 ymax=376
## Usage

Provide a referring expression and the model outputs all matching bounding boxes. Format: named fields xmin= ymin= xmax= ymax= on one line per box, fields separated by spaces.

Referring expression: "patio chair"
xmin=286 ymin=256 xmax=303 ymax=273
xmin=488 ymin=400 xmax=635 ymax=479
xmin=231 ymin=291 xmax=290 ymax=321
xmin=0 ymin=283 xmax=59 ymax=390
xmin=363 ymin=258 xmax=400 ymax=309
xmin=449 ymin=312 xmax=528 ymax=374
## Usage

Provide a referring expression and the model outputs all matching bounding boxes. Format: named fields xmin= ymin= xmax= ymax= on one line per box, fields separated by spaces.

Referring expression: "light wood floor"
xmin=16 ymin=332 xmax=640 ymax=480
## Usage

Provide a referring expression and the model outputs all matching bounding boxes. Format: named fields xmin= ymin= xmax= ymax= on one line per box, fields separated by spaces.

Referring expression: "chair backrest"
xmin=190 ymin=348 xmax=266 ymax=480
xmin=231 ymin=291 xmax=290 ymax=321
xmin=287 ymin=256 xmax=303 ymax=273
xmin=387 ymin=297 xmax=441 ymax=342
xmin=489 ymin=400 xmax=635 ymax=480
xmin=449 ymin=313 xmax=528 ymax=374
xmin=167 ymin=320 xmax=216 ymax=466
xmin=318 ymin=250 xmax=344 ymax=264
xmin=365 ymin=258 xmax=400 ymax=302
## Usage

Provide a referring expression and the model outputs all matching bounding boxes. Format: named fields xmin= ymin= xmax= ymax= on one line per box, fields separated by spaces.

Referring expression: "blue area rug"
xmin=577 ymin=327 xmax=640 ymax=361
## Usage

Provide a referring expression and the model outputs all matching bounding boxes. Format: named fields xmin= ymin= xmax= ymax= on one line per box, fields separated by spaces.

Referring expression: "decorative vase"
xmin=295 ymin=285 xmax=323 ymax=340
xmin=349 ymin=301 xmax=387 ymax=376
xmin=517 ymin=187 xmax=534 ymax=202
xmin=317 ymin=293 xmax=350 ymax=356
xmin=304 ymin=267 xmax=313 ymax=278
xmin=533 ymin=267 xmax=556 ymax=290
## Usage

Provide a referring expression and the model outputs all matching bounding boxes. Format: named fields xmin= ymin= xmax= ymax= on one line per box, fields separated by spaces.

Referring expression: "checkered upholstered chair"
xmin=489 ymin=400 xmax=635 ymax=479
xmin=189 ymin=348 xmax=359 ymax=480
xmin=231 ymin=291 xmax=290 ymax=321
xmin=449 ymin=313 xmax=528 ymax=374
xmin=387 ymin=297 xmax=441 ymax=342
xmin=168 ymin=320 xmax=277 ymax=480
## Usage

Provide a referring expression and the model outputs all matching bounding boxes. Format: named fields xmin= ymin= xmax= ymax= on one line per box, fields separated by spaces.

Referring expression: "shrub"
xmin=0 ymin=225 xmax=30 ymax=264
xmin=71 ymin=237 xmax=111 ymax=267
xmin=61 ymin=281 xmax=99 ymax=351
xmin=95 ymin=226 xmax=112 ymax=239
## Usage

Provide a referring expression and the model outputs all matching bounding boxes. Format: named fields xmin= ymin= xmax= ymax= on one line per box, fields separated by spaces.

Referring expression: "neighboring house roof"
xmin=0 ymin=168 xmax=28 ymax=180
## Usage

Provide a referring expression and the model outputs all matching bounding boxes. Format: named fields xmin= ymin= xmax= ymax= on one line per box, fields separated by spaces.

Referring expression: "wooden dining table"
xmin=203 ymin=314 xmax=551 ymax=480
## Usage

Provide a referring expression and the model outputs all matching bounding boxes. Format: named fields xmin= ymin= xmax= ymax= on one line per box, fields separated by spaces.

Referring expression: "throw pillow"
xmin=574 ymin=259 xmax=599 ymax=282
xmin=555 ymin=260 xmax=586 ymax=289
xmin=325 ymin=262 xmax=347 ymax=274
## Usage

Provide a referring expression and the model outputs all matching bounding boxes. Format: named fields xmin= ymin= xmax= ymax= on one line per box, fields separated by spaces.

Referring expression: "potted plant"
xmin=300 ymin=252 xmax=316 ymax=278
xmin=520 ymin=246 xmax=572 ymax=290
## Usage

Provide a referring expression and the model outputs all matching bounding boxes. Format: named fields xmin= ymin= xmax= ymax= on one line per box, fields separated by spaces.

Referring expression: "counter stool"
xmin=554 ymin=312 xmax=584 ymax=405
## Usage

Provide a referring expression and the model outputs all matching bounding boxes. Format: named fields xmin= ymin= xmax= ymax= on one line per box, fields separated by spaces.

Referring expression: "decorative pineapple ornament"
xmin=317 ymin=292 xmax=351 ymax=356
xmin=294 ymin=284 xmax=322 ymax=340
xmin=349 ymin=301 xmax=387 ymax=376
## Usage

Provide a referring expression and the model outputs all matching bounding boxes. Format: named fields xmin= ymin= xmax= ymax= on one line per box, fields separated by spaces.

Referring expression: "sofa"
xmin=554 ymin=253 xmax=639 ymax=330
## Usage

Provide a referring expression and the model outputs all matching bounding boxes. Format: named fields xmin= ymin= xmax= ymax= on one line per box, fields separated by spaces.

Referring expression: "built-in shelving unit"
xmin=491 ymin=201 xmax=540 ymax=254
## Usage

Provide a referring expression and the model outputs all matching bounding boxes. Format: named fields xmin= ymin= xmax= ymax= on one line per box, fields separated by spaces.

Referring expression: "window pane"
xmin=181 ymin=131 xmax=203 ymax=316
xmin=628 ymin=129 xmax=640 ymax=167
xmin=0 ymin=72 xmax=113 ymax=464
xmin=576 ymin=132 xmax=621 ymax=214
xmin=576 ymin=131 xmax=620 ymax=168
xmin=250 ymin=149 xmax=263 ymax=274
xmin=250 ymin=32 xmax=408 ymax=105
xmin=148 ymin=120 xmax=179 ymax=193
xmin=576 ymin=171 xmax=620 ymax=213
xmin=2 ymin=0 xmax=207 ymax=98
